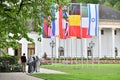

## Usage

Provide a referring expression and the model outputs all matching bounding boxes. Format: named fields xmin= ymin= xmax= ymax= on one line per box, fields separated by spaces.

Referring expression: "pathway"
xmin=0 ymin=68 xmax=66 ymax=80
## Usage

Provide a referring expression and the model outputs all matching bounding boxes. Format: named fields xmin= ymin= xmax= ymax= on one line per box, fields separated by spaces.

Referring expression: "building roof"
xmin=99 ymin=5 xmax=120 ymax=20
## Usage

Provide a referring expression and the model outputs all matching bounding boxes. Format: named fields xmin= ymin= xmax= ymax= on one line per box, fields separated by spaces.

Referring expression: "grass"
xmin=32 ymin=64 xmax=120 ymax=80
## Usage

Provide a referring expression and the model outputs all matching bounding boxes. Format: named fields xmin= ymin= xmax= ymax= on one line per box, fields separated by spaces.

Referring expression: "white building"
xmin=8 ymin=5 xmax=120 ymax=59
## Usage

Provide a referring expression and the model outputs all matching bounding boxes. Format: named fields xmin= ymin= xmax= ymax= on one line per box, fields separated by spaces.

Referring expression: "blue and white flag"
xmin=88 ymin=4 xmax=99 ymax=36
xmin=62 ymin=6 xmax=69 ymax=38
xmin=52 ymin=4 xmax=59 ymax=37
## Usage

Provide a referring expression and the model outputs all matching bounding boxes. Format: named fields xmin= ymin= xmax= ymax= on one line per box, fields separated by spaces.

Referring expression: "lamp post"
xmin=89 ymin=41 xmax=95 ymax=68
xmin=50 ymin=40 xmax=55 ymax=64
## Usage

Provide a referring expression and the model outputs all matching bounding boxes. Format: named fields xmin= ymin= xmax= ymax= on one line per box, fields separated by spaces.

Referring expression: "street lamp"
xmin=89 ymin=41 xmax=95 ymax=68
xmin=50 ymin=40 xmax=55 ymax=64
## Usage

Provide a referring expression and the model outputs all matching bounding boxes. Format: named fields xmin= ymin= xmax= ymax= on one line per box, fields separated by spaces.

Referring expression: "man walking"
xmin=21 ymin=53 xmax=27 ymax=73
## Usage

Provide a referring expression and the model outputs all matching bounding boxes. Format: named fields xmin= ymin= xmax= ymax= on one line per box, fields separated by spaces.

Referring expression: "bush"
xmin=9 ymin=64 xmax=22 ymax=72
xmin=0 ymin=55 xmax=20 ymax=72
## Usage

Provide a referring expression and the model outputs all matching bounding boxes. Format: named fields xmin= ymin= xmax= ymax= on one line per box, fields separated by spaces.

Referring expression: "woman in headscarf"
xmin=27 ymin=56 xmax=33 ymax=73
xmin=35 ymin=56 xmax=40 ymax=72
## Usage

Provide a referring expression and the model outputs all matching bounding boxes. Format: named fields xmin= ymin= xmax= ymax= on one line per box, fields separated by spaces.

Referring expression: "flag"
xmin=47 ymin=16 xmax=53 ymax=38
xmin=88 ymin=4 xmax=99 ymax=36
xmin=40 ymin=13 xmax=49 ymax=38
xmin=42 ymin=19 xmax=48 ymax=38
xmin=42 ymin=4 xmax=69 ymax=39
xmin=69 ymin=4 xmax=81 ymax=38
xmin=42 ymin=4 xmax=59 ymax=38
xmin=62 ymin=6 xmax=69 ymax=38
xmin=42 ymin=16 xmax=53 ymax=38
xmin=52 ymin=4 xmax=59 ymax=37
xmin=40 ymin=13 xmax=47 ymax=38
xmin=81 ymin=4 xmax=92 ymax=38
xmin=58 ymin=5 xmax=69 ymax=39
xmin=59 ymin=7 xmax=63 ymax=38
xmin=69 ymin=15 xmax=81 ymax=38
xmin=51 ymin=4 xmax=67 ymax=39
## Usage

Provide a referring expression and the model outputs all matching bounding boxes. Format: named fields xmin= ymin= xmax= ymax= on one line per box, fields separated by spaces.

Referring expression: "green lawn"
xmin=32 ymin=64 xmax=120 ymax=80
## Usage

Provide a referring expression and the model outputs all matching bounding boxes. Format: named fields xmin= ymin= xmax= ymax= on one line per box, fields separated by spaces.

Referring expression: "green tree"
xmin=113 ymin=2 xmax=120 ymax=11
xmin=72 ymin=0 xmax=120 ymax=11
xmin=72 ymin=0 xmax=99 ymax=4
xmin=99 ymin=0 xmax=120 ymax=11
xmin=107 ymin=0 xmax=118 ymax=6
xmin=0 ymin=0 xmax=71 ymax=49
xmin=103 ymin=1 xmax=112 ymax=7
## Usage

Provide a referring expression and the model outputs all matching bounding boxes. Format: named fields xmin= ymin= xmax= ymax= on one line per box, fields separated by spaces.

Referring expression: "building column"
xmin=112 ymin=28 xmax=115 ymax=58
xmin=83 ymin=39 xmax=87 ymax=58
xmin=55 ymin=37 xmax=59 ymax=58
xmin=98 ymin=28 xmax=102 ymax=58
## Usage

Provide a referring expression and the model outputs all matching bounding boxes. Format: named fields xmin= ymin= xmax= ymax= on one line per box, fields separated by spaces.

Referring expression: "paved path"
xmin=0 ymin=72 xmax=44 ymax=80
xmin=0 ymin=68 xmax=66 ymax=80
xmin=39 ymin=68 xmax=66 ymax=74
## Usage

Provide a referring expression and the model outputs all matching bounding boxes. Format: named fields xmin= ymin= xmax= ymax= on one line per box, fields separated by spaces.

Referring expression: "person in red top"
xmin=21 ymin=53 xmax=26 ymax=73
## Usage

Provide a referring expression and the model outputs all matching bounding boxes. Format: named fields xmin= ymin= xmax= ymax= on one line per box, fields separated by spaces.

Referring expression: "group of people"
xmin=27 ymin=55 xmax=40 ymax=73
xmin=20 ymin=53 xmax=40 ymax=73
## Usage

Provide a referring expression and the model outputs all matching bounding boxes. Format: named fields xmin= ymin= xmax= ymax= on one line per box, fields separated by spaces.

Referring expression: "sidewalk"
xmin=26 ymin=66 xmax=66 ymax=74
xmin=0 ymin=72 xmax=44 ymax=80
xmin=0 ymin=68 xmax=66 ymax=80
xmin=38 ymin=68 xmax=66 ymax=74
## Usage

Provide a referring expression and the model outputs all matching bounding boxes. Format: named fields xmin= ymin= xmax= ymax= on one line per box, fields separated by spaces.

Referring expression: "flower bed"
xmin=40 ymin=59 xmax=120 ymax=64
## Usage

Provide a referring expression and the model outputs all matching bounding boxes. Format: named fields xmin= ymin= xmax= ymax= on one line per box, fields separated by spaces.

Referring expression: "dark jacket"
xmin=21 ymin=56 xmax=26 ymax=63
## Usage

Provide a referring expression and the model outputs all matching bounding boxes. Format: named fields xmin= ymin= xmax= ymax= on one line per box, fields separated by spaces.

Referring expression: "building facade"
xmin=7 ymin=5 xmax=120 ymax=59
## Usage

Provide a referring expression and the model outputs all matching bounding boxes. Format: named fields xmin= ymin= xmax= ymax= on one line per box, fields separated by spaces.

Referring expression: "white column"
xmin=55 ymin=37 xmax=59 ymax=58
xmin=98 ymin=28 xmax=102 ymax=58
xmin=112 ymin=28 xmax=115 ymax=58
xmin=83 ymin=39 xmax=87 ymax=58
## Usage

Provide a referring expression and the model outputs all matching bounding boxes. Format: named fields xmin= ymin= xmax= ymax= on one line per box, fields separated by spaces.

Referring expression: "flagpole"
xmin=98 ymin=28 xmax=100 ymax=69
xmin=71 ymin=38 xmax=72 ymax=67
xmin=63 ymin=39 xmax=66 ymax=68
xmin=58 ymin=38 xmax=60 ymax=65
xmin=80 ymin=3 xmax=84 ymax=69
xmin=76 ymin=38 xmax=78 ymax=68
xmin=98 ymin=4 xmax=100 ymax=69
xmin=66 ymin=38 xmax=68 ymax=67
xmin=54 ymin=37 xmax=57 ymax=66
xmin=86 ymin=39 xmax=88 ymax=68
xmin=68 ymin=38 xmax=70 ymax=67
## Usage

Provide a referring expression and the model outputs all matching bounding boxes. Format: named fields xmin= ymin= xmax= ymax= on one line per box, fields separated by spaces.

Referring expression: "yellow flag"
xmin=69 ymin=15 xmax=81 ymax=26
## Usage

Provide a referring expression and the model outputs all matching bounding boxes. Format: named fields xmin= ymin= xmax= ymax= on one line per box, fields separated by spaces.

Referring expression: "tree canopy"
xmin=74 ymin=0 xmax=99 ymax=4
xmin=1 ymin=0 xmax=120 ymax=49
xmin=72 ymin=0 xmax=120 ymax=11
xmin=0 ymin=0 xmax=71 ymax=49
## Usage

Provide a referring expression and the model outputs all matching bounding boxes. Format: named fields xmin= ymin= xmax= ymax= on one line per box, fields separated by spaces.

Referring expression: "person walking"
xmin=28 ymin=56 xmax=33 ymax=73
xmin=32 ymin=56 xmax=36 ymax=72
xmin=35 ymin=56 xmax=40 ymax=72
xmin=21 ymin=53 xmax=27 ymax=73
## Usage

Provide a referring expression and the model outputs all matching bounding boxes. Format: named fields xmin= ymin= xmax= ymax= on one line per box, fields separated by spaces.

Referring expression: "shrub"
xmin=42 ymin=52 xmax=47 ymax=59
xmin=0 ymin=55 xmax=20 ymax=72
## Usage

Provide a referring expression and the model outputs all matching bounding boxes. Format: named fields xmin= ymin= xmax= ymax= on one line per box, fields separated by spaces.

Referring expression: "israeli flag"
xmin=88 ymin=4 xmax=99 ymax=36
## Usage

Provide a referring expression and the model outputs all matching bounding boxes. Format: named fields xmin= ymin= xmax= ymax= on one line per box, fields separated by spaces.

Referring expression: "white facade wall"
xmin=8 ymin=22 xmax=120 ymax=59
xmin=41 ymin=28 xmax=120 ymax=58
xmin=8 ymin=32 xmax=41 ymax=58
xmin=115 ymin=29 xmax=120 ymax=57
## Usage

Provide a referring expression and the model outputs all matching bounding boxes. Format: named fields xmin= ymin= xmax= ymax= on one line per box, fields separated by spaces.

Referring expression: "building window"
xmin=14 ymin=49 xmax=18 ymax=56
xmin=115 ymin=47 xmax=118 ymax=58
xmin=114 ymin=30 xmax=117 ymax=35
xmin=87 ymin=47 xmax=91 ymax=56
xmin=58 ymin=47 xmax=64 ymax=57
xmin=101 ymin=29 xmax=104 ymax=35
xmin=14 ymin=44 xmax=22 ymax=58
xmin=28 ymin=44 xmax=35 ymax=57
